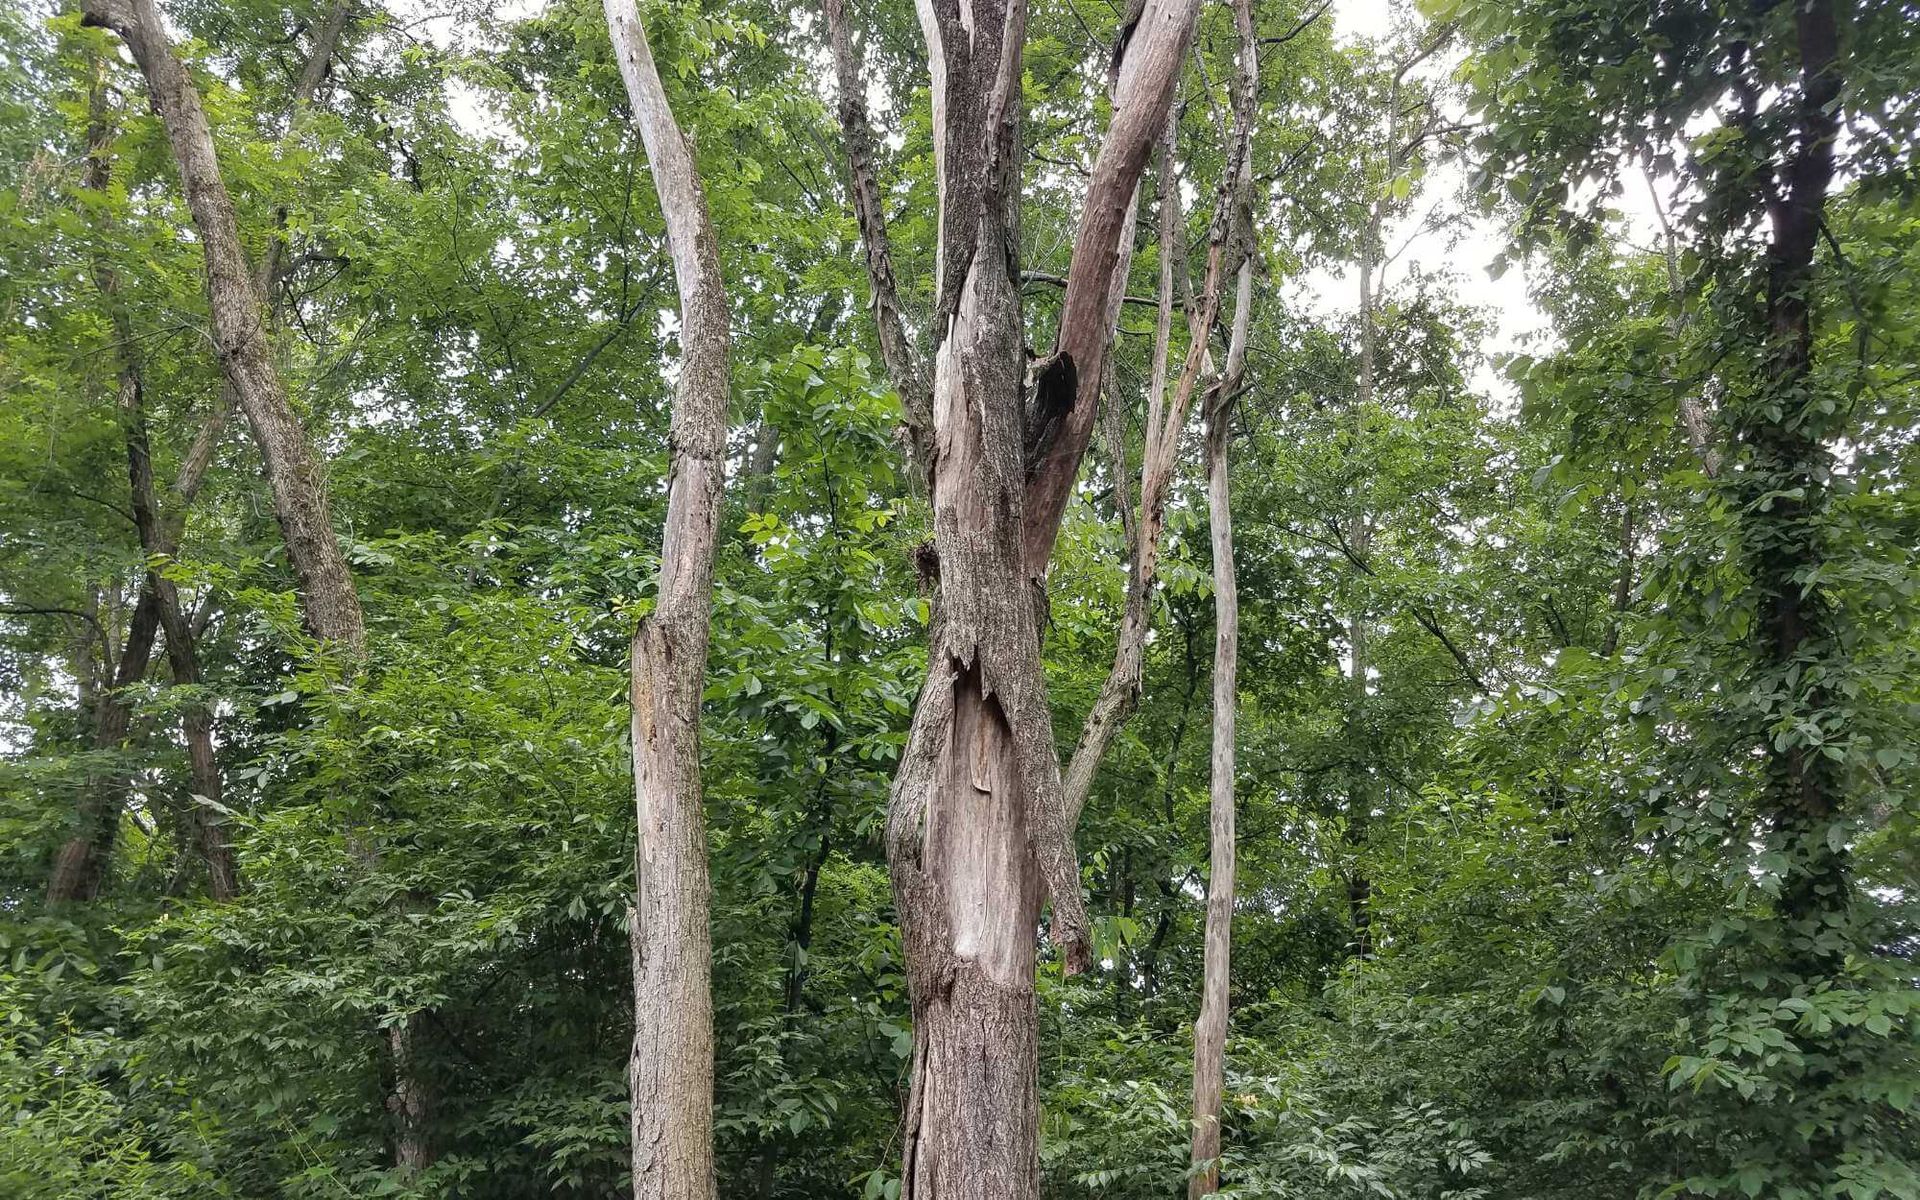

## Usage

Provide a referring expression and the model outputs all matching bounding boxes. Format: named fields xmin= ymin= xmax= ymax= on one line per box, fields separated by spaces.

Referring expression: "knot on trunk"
xmin=911 ymin=538 xmax=940 ymax=588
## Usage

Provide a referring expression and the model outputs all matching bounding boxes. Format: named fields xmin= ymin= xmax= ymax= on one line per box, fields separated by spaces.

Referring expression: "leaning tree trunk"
xmin=603 ymin=2 xmax=732 ymax=1197
xmin=884 ymin=0 xmax=1199 ymax=1196
xmin=80 ymin=0 xmax=364 ymax=653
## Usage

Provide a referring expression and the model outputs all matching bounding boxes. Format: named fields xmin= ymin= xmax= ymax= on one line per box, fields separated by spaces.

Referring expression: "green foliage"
xmin=0 ymin=0 xmax=1913 ymax=1195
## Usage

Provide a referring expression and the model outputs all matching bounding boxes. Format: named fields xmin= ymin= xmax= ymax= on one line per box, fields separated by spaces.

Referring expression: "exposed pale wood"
xmin=603 ymin=1 xmax=732 ymax=1196
xmin=884 ymin=0 xmax=1200 ymax=1195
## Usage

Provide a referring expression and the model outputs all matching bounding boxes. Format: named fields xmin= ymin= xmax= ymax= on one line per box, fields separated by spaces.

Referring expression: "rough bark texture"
xmin=1062 ymin=96 xmax=1248 ymax=827
xmin=1020 ymin=0 xmax=1202 ymax=574
xmin=80 ymin=0 xmax=365 ymax=654
xmin=603 ymin=2 xmax=732 ymax=1196
xmin=885 ymin=0 xmax=1199 ymax=1196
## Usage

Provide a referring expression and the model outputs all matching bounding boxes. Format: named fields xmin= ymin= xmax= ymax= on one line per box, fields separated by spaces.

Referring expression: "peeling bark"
xmin=603 ymin=2 xmax=732 ymax=1196
xmin=885 ymin=0 xmax=1200 ymax=1195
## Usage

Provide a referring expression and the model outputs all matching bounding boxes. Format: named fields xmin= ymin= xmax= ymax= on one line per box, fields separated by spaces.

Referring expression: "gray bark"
xmin=603 ymin=2 xmax=732 ymax=1197
xmin=80 ymin=0 xmax=365 ymax=654
xmin=821 ymin=0 xmax=932 ymax=480
xmin=1189 ymin=8 xmax=1254 ymax=1186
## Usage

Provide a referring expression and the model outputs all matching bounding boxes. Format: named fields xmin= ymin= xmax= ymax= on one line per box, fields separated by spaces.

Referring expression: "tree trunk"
xmin=603 ymin=2 xmax=732 ymax=1196
xmin=79 ymin=83 xmax=235 ymax=900
xmin=885 ymin=1 xmax=1198 ymax=1195
xmin=1188 ymin=342 xmax=1240 ymax=1199
xmin=1743 ymin=0 xmax=1845 ymax=961
xmin=1189 ymin=14 xmax=1253 ymax=1186
xmin=1062 ymin=63 xmax=1254 ymax=826
xmin=46 ymin=587 xmax=160 ymax=902
xmin=80 ymin=0 xmax=364 ymax=653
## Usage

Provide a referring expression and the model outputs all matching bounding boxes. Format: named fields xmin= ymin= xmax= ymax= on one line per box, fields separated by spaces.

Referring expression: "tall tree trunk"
xmin=49 ymin=72 xmax=233 ymax=903
xmin=1188 ymin=345 xmax=1241 ymax=1199
xmin=884 ymin=1 xmax=1197 ymax=1195
xmin=1742 ymin=0 xmax=1845 ymax=963
xmin=1062 ymin=51 xmax=1255 ymax=826
xmin=80 ymin=0 xmax=364 ymax=653
xmin=80 ymin=82 xmax=235 ymax=899
xmin=603 ymin=2 xmax=732 ymax=1196
xmin=1189 ymin=12 xmax=1253 ymax=1188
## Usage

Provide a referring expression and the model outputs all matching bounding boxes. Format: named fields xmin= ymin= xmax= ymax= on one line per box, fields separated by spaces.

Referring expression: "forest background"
xmin=0 ymin=0 xmax=1915 ymax=1195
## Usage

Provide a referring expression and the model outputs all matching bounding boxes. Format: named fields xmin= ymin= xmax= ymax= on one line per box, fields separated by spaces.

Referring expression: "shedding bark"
xmin=884 ymin=0 xmax=1199 ymax=1195
xmin=80 ymin=0 xmax=365 ymax=654
xmin=603 ymin=1 xmax=732 ymax=1196
xmin=1189 ymin=7 xmax=1254 ymax=1188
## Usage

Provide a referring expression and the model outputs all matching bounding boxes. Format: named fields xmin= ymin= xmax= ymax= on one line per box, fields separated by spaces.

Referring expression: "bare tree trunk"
xmin=603 ymin=2 xmax=732 ymax=1197
xmin=80 ymin=0 xmax=364 ymax=653
xmin=885 ymin=1 xmax=1198 ymax=1196
xmin=1189 ymin=10 xmax=1253 ymax=1187
xmin=1188 ymin=342 xmax=1240 ymax=1199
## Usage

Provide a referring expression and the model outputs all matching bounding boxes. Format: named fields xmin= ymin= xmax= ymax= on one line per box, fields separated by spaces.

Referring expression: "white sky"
xmin=427 ymin=0 xmax=1677 ymax=400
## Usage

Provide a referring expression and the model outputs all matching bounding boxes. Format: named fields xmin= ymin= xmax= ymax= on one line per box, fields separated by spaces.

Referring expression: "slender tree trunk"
xmin=47 ymin=588 xmax=160 ymax=902
xmin=1189 ymin=15 xmax=1253 ymax=1187
xmin=819 ymin=0 xmax=931 ymax=478
xmin=1188 ymin=358 xmax=1240 ymax=1199
xmin=603 ymin=2 xmax=732 ymax=1196
xmin=256 ymin=0 xmax=355 ymax=309
xmin=80 ymin=0 xmax=364 ymax=653
xmin=79 ymin=84 xmax=235 ymax=899
xmin=1062 ymin=57 xmax=1254 ymax=826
